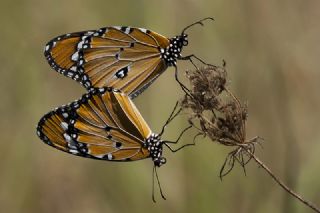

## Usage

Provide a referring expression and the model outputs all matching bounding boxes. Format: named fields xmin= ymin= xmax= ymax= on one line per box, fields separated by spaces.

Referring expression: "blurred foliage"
xmin=0 ymin=0 xmax=320 ymax=212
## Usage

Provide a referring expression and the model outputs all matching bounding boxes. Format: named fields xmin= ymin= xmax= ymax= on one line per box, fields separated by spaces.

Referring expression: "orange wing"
xmin=36 ymin=87 xmax=152 ymax=161
xmin=44 ymin=27 xmax=170 ymax=98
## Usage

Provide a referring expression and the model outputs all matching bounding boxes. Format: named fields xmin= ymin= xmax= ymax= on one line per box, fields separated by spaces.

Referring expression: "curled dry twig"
xmin=180 ymin=63 xmax=320 ymax=213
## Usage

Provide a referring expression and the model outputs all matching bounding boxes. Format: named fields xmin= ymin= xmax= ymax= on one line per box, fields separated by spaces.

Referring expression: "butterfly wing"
xmin=44 ymin=27 xmax=170 ymax=98
xmin=36 ymin=88 xmax=152 ymax=161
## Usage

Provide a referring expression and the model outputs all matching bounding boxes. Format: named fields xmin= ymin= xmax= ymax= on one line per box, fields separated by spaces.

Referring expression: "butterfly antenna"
xmin=181 ymin=17 xmax=214 ymax=35
xmin=152 ymin=166 xmax=156 ymax=203
xmin=159 ymin=101 xmax=182 ymax=136
xmin=155 ymin=166 xmax=166 ymax=200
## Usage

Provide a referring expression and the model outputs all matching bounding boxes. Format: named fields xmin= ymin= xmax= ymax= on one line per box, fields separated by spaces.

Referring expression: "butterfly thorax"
xmin=145 ymin=133 xmax=166 ymax=167
xmin=161 ymin=34 xmax=188 ymax=67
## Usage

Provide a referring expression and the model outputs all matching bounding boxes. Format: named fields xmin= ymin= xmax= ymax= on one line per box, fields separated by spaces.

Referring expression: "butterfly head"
xmin=179 ymin=33 xmax=189 ymax=47
xmin=145 ymin=133 xmax=166 ymax=167
xmin=171 ymin=34 xmax=188 ymax=50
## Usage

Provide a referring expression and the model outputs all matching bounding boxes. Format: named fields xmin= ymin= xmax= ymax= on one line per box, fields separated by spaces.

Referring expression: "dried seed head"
xmin=181 ymin=66 xmax=227 ymax=112
xmin=181 ymin=64 xmax=249 ymax=146
xmin=180 ymin=61 xmax=261 ymax=178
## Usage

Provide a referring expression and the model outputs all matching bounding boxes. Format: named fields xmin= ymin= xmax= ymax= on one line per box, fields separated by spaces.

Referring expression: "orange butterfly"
xmin=44 ymin=18 xmax=213 ymax=98
xmin=36 ymin=87 xmax=192 ymax=201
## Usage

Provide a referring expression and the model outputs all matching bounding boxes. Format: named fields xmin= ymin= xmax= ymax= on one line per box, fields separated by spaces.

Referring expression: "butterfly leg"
xmin=179 ymin=54 xmax=216 ymax=69
xmin=164 ymin=125 xmax=199 ymax=153
xmin=159 ymin=101 xmax=182 ymax=136
xmin=174 ymin=66 xmax=193 ymax=97
xmin=160 ymin=102 xmax=198 ymax=152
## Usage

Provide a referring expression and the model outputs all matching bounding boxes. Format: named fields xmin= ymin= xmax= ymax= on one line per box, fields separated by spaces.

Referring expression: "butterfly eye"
xmin=154 ymin=157 xmax=166 ymax=167
xmin=160 ymin=157 xmax=167 ymax=165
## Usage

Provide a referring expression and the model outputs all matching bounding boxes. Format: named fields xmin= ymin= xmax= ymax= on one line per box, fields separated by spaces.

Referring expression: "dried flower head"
xmin=181 ymin=65 xmax=226 ymax=112
xmin=181 ymin=63 xmax=261 ymax=178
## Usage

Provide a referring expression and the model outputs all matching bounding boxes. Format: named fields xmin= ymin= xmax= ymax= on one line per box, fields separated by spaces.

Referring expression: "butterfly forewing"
xmin=44 ymin=26 xmax=171 ymax=98
xmin=37 ymin=88 xmax=153 ymax=161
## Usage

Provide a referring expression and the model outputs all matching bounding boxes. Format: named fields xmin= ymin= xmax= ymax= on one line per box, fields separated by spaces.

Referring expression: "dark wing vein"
xmin=119 ymin=57 xmax=162 ymax=90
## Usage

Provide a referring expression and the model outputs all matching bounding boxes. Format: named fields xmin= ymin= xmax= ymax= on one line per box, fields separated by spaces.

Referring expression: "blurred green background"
xmin=1 ymin=0 xmax=320 ymax=212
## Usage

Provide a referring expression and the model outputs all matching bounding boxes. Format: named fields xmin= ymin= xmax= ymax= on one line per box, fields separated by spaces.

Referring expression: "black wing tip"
xmin=37 ymin=110 xmax=56 ymax=129
xmin=36 ymin=106 xmax=75 ymax=152
xmin=36 ymin=128 xmax=53 ymax=147
xmin=43 ymin=31 xmax=91 ymax=84
xmin=44 ymin=50 xmax=71 ymax=77
xmin=36 ymin=105 xmax=70 ymax=137
xmin=43 ymin=31 xmax=75 ymax=55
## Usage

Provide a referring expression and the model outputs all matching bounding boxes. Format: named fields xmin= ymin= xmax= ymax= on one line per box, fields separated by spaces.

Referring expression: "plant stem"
xmin=244 ymin=149 xmax=320 ymax=213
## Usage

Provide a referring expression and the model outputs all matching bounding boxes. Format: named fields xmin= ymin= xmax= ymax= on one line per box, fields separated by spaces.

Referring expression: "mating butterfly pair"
xmin=37 ymin=18 xmax=213 ymax=201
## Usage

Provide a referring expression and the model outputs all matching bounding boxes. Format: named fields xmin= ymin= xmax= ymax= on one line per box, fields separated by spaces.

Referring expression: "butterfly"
xmin=36 ymin=87 xmax=192 ymax=201
xmin=44 ymin=17 xmax=213 ymax=98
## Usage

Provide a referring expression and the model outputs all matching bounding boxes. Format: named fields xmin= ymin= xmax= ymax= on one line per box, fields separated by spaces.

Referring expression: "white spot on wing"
xmin=117 ymin=70 xmax=125 ymax=78
xmin=45 ymin=45 xmax=50 ymax=52
xmin=107 ymin=153 xmax=113 ymax=160
xmin=69 ymin=149 xmax=79 ymax=154
xmin=60 ymin=122 xmax=68 ymax=130
xmin=139 ymin=28 xmax=147 ymax=33
xmin=125 ymin=27 xmax=131 ymax=34
xmin=77 ymin=40 xmax=84 ymax=49
xmin=113 ymin=26 xmax=121 ymax=30
xmin=70 ymin=66 xmax=77 ymax=72
xmin=63 ymin=133 xmax=72 ymax=143
xmin=98 ymin=28 xmax=107 ymax=33
xmin=71 ymin=51 xmax=79 ymax=61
